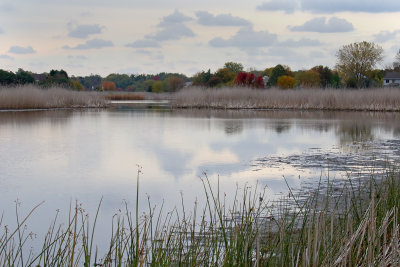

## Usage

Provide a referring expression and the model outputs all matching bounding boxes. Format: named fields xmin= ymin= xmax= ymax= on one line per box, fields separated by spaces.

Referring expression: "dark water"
xmin=1 ymin=106 xmax=400 ymax=252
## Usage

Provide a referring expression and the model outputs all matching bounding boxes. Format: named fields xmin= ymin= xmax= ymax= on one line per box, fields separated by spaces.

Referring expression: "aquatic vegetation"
xmin=172 ymin=87 xmax=400 ymax=111
xmin=0 ymin=85 xmax=107 ymax=109
xmin=1 ymin=165 xmax=400 ymax=266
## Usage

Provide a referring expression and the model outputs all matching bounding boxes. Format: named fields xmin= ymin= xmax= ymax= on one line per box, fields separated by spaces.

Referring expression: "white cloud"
xmin=289 ymin=17 xmax=354 ymax=33
xmin=126 ymin=40 xmax=161 ymax=48
xmin=63 ymin=38 xmax=113 ymax=50
xmin=374 ymin=30 xmax=400 ymax=43
xmin=0 ymin=27 xmax=3 ymax=34
xmin=8 ymin=46 xmax=36 ymax=54
xmin=68 ymin=24 xmax=104 ymax=39
xmin=196 ymin=11 xmax=251 ymax=26
xmin=279 ymin=38 xmax=323 ymax=47
xmin=209 ymin=26 xmax=277 ymax=48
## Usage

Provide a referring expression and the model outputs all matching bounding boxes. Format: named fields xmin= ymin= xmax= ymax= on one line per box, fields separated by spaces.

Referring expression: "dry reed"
xmin=172 ymin=87 xmax=400 ymax=111
xmin=104 ymin=92 xmax=145 ymax=101
xmin=0 ymin=85 xmax=107 ymax=110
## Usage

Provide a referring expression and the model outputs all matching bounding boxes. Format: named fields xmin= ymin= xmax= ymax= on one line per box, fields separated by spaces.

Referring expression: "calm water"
xmin=1 ymin=105 xmax=400 ymax=250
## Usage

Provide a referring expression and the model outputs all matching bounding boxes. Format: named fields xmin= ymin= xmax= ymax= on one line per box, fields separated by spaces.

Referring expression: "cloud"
xmin=374 ymin=30 xmax=400 ymax=43
xmin=301 ymin=0 xmax=400 ymax=13
xmin=126 ymin=40 xmax=161 ymax=48
xmin=68 ymin=24 xmax=104 ymax=39
xmin=63 ymin=38 xmax=113 ymax=50
xmin=256 ymin=0 xmax=299 ymax=13
xmin=67 ymin=55 xmax=88 ymax=60
xmin=257 ymin=0 xmax=400 ymax=13
xmin=0 ymin=27 xmax=3 ymax=34
xmin=8 ymin=46 xmax=36 ymax=54
xmin=279 ymin=38 xmax=323 ymax=47
xmin=209 ymin=26 xmax=277 ymax=48
xmin=0 ymin=3 xmax=15 ymax=13
xmin=158 ymin=9 xmax=193 ymax=26
xmin=0 ymin=54 xmax=13 ymax=60
xmin=149 ymin=24 xmax=195 ymax=41
xmin=195 ymin=11 xmax=251 ymax=26
xmin=289 ymin=17 xmax=354 ymax=33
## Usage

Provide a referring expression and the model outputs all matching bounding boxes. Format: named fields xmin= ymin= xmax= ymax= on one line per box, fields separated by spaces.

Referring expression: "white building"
xmin=383 ymin=72 xmax=400 ymax=87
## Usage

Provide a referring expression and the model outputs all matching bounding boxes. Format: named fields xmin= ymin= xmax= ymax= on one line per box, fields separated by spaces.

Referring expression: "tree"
xmin=102 ymin=81 xmax=117 ymax=91
xmin=336 ymin=41 xmax=383 ymax=88
xmin=104 ymin=73 xmax=132 ymax=90
xmin=16 ymin=68 xmax=34 ymax=84
xmin=224 ymin=62 xmax=244 ymax=74
xmin=267 ymin=64 xmax=290 ymax=86
xmin=215 ymin=68 xmax=235 ymax=84
xmin=295 ymin=70 xmax=320 ymax=88
xmin=277 ymin=75 xmax=295 ymax=89
xmin=0 ymin=69 xmax=17 ymax=85
xmin=166 ymin=75 xmax=185 ymax=92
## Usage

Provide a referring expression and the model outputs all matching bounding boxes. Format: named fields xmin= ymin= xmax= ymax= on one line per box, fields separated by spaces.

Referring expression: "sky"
xmin=1 ymin=0 xmax=400 ymax=77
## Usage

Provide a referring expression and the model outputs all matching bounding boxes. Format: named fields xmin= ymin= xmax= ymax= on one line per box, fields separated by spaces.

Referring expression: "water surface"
xmin=1 ymin=106 xmax=400 ymax=250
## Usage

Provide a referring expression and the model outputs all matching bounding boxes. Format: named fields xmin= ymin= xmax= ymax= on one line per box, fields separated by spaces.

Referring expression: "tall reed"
xmin=1 ymin=166 xmax=400 ymax=266
xmin=172 ymin=87 xmax=400 ymax=111
xmin=0 ymin=86 xmax=107 ymax=109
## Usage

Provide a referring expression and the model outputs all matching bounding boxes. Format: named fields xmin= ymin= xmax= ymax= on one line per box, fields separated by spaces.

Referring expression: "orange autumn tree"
xmin=277 ymin=75 xmax=295 ymax=89
xmin=102 ymin=81 xmax=117 ymax=91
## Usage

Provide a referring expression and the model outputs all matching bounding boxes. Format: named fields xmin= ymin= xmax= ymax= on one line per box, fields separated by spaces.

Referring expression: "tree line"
xmin=1 ymin=41 xmax=399 ymax=91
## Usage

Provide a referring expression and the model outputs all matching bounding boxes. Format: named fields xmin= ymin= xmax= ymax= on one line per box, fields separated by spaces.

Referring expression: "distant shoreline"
xmin=2 ymin=86 xmax=400 ymax=112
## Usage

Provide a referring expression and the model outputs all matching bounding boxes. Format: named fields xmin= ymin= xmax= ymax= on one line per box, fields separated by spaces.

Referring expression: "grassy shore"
xmin=0 ymin=86 xmax=107 ymax=110
xmin=172 ymin=87 xmax=400 ymax=111
xmin=1 ymin=166 xmax=400 ymax=266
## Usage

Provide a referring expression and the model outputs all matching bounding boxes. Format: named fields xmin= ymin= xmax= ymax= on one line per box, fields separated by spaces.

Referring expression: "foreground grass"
xmin=0 ymin=86 xmax=107 ymax=109
xmin=1 ymin=166 xmax=400 ymax=266
xmin=172 ymin=87 xmax=400 ymax=111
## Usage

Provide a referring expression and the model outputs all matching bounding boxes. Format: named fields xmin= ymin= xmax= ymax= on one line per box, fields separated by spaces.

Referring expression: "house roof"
xmin=384 ymin=72 xmax=400 ymax=79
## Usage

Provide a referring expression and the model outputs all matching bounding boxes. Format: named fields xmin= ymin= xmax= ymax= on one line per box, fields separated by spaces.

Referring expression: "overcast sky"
xmin=1 ymin=0 xmax=400 ymax=76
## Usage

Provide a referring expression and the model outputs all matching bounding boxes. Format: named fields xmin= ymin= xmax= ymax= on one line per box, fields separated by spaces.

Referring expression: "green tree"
xmin=192 ymin=70 xmax=211 ymax=86
xmin=336 ymin=41 xmax=383 ymax=88
xmin=224 ymin=62 xmax=244 ymax=74
xmin=215 ymin=68 xmax=235 ymax=84
xmin=16 ymin=68 xmax=34 ymax=84
xmin=267 ymin=64 xmax=290 ymax=86
xmin=311 ymin=66 xmax=333 ymax=88
xmin=0 ymin=69 xmax=17 ymax=85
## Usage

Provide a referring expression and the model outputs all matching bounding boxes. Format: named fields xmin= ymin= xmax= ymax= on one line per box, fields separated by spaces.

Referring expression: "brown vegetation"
xmin=104 ymin=92 xmax=145 ymax=101
xmin=172 ymin=87 xmax=400 ymax=111
xmin=0 ymin=85 xmax=107 ymax=109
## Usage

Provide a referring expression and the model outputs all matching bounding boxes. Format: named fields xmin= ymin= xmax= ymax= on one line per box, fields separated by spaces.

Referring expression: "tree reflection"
xmin=336 ymin=123 xmax=374 ymax=147
xmin=224 ymin=120 xmax=243 ymax=135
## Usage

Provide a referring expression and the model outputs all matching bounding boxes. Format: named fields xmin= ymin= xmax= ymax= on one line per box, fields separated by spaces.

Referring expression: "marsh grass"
xmin=0 ymin=85 xmax=107 ymax=110
xmin=104 ymin=93 xmax=145 ymax=101
xmin=173 ymin=87 xmax=400 ymax=111
xmin=1 ymin=167 xmax=400 ymax=266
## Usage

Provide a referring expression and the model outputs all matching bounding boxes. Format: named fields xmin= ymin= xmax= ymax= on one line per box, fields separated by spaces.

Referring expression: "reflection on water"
xmin=1 ymin=107 xmax=400 ymax=251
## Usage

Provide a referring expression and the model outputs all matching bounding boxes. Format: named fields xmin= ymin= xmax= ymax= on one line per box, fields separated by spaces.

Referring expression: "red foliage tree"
xmin=254 ymin=76 xmax=265 ymax=88
xmin=234 ymin=72 xmax=265 ymax=88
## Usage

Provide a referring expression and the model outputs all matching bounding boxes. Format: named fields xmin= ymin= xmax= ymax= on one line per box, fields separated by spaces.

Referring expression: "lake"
xmin=1 ymin=104 xmax=400 ymax=252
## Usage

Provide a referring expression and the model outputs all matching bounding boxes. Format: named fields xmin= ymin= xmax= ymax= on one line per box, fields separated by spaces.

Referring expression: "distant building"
xmin=383 ymin=72 xmax=400 ymax=87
